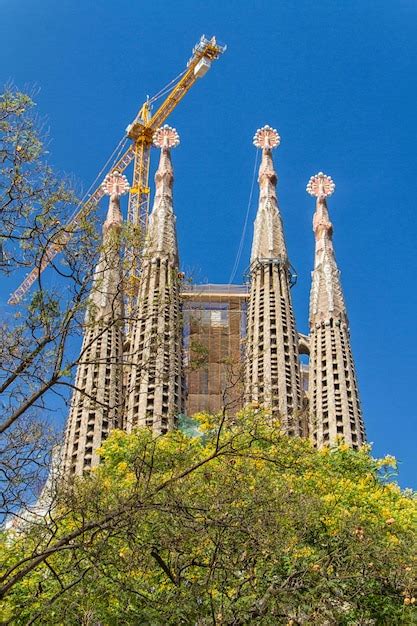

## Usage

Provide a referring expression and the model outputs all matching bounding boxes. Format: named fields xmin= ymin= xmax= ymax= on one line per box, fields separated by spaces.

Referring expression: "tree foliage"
xmin=1 ymin=88 xmax=415 ymax=626
xmin=0 ymin=88 xmax=130 ymax=519
xmin=1 ymin=412 xmax=416 ymax=624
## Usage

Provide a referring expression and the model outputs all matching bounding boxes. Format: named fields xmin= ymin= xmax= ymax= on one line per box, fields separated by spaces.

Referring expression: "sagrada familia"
xmin=63 ymin=124 xmax=365 ymax=476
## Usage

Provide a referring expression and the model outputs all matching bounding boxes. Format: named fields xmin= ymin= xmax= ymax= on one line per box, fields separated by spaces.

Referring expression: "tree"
xmin=0 ymin=87 xmax=126 ymax=518
xmin=1 ymin=411 xmax=416 ymax=624
xmin=0 ymin=86 xmax=187 ymax=516
xmin=1 ymin=88 xmax=415 ymax=626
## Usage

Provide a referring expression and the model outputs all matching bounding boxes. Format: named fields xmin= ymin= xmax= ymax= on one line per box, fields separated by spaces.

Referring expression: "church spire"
xmin=307 ymin=173 xmax=346 ymax=323
xmin=126 ymin=126 xmax=184 ymax=434
xmin=250 ymin=126 xmax=288 ymax=262
xmin=145 ymin=125 xmax=180 ymax=262
xmin=307 ymin=173 xmax=365 ymax=448
xmin=246 ymin=126 xmax=303 ymax=432
xmin=63 ymin=172 xmax=128 ymax=475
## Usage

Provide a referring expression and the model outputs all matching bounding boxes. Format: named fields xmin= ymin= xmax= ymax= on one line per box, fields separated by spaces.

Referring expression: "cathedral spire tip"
xmin=101 ymin=171 xmax=129 ymax=230
xmin=102 ymin=170 xmax=130 ymax=198
xmin=307 ymin=171 xmax=364 ymax=447
xmin=250 ymin=124 xmax=288 ymax=263
xmin=306 ymin=172 xmax=335 ymax=199
xmin=153 ymin=125 xmax=180 ymax=149
xmin=253 ymin=125 xmax=280 ymax=150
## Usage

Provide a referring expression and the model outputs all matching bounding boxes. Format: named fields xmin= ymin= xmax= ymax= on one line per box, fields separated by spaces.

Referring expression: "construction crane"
xmin=8 ymin=35 xmax=226 ymax=305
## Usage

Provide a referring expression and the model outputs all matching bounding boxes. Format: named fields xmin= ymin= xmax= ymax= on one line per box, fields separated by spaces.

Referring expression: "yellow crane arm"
xmin=8 ymin=146 xmax=135 ymax=305
xmin=8 ymin=35 xmax=226 ymax=305
xmin=126 ymin=36 xmax=225 ymax=141
xmin=125 ymin=35 xmax=226 ymax=230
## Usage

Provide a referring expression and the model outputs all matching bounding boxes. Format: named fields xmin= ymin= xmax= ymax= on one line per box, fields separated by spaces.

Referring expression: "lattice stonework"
xmin=125 ymin=127 xmax=185 ymax=433
xmin=63 ymin=186 xmax=126 ymax=475
xmin=307 ymin=173 xmax=365 ymax=448
xmin=246 ymin=127 xmax=303 ymax=433
xmin=63 ymin=320 xmax=124 ymax=474
xmin=63 ymin=131 xmax=367 ymax=472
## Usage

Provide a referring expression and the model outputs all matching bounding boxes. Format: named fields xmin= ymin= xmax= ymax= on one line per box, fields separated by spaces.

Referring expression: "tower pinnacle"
xmin=63 ymin=172 xmax=127 ymax=475
xmin=253 ymin=125 xmax=281 ymax=150
xmin=306 ymin=171 xmax=335 ymax=199
xmin=250 ymin=126 xmax=287 ymax=262
xmin=307 ymin=173 xmax=345 ymax=323
xmin=102 ymin=170 xmax=130 ymax=198
xmin=307 ymin=173 xmax=365 ymax=448
xmin=142 ymin=125 xmax=180 ymax=262
xmin=126 ymin=126 xmax=184 ymax=434
xmin=100 ymin=171 xmax=129 ymax=233
xmin=307 ymin=172 xmax=335 ymax=259
xmin=246 ymin=126 xmax=302 ymax=429
xmin=153 ymin=124 xmax=180 ymax=149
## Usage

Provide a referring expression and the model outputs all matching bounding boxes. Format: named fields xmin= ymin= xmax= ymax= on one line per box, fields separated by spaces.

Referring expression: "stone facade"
xmin=63 ymin=131 xmax=366 ymax=476
xmin=307 ymin=173 xmax=365 ymax=448
xmin=245 ymin=127 xmax=303 ymax=434
xmin=125 ymin=127 xmax=185 ymax=434
xmin=63 ymin=176 xmax=127 ymax=475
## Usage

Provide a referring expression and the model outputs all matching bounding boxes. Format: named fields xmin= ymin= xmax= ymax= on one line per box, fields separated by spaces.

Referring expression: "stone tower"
xmin=63 ymin=172 xmax=128 ymax=475
xmin=246 ymin=126 xmax=302 ymax=433
xmin=125 ymin=125 xmax=184 ymax=434
xmin=307 ymin=172 xmax=365 ymax=448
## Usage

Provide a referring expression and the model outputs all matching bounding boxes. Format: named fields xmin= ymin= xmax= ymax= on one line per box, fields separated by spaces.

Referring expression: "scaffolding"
xmin=181 ymin=285 xmax=248 ymax=414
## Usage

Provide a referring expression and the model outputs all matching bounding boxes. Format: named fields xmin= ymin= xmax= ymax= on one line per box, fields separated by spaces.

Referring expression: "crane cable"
xmin=67 ymin=134 xmax=129 ymax=223
xmin=148 ymin=68 xmax=188 ymax=106
xmin=46 ymin=134 xmax=129 ymax=292
xmin=228 ymin=148 xmax=259 ymax=284
xmin=68 ymin=63 xmax=187 ymax=226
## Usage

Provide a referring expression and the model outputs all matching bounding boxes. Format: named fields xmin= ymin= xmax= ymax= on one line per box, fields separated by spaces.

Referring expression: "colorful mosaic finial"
xmin=101 ymin=171 xmax=130 ymax=197
xmin=306 ymin=172 xmax=335 ymax=198
xmin=253 ymin=125 xmax=281 ymax=150
xmin=153 ymin=124 xmax=180 ymax=149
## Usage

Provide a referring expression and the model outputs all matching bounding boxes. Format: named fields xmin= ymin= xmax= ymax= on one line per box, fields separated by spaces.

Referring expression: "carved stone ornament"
xmin=101 ymin=171 xmax=130 ymax=197
xmin=153 ymin=124 xmax=180 ymax=149
xmin=253 ymin=125 xmax=281 ymax=150
xmin=306 ymin=172 xmax=335 ymax=198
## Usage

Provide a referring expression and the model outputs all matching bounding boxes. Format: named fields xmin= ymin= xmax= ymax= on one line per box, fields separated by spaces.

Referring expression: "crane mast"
xmin=126 ymin=36 xmax=225 ymax=231
xmin=8 ymin=35 xmax=225 ymax=305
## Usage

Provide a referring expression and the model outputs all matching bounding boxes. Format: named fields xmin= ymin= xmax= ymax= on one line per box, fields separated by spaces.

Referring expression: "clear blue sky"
xmin=2 ymin=0 xmax=416 ymax=487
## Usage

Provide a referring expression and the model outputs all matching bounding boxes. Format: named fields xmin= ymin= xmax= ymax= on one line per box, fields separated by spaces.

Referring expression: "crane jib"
xmin=7 ymin=35 xmax=225 ymax=304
